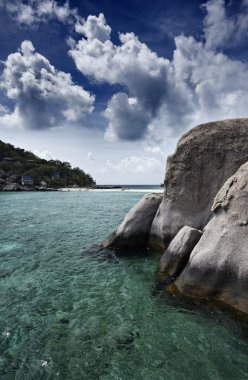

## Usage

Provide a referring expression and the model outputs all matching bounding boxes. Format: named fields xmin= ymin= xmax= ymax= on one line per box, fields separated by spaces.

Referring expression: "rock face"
xmin=101 ymin=193 xmax=163 ymax=249
xmin=150 ymin=119 xmax=248 ymax=250
xmin=158 ymin=226 xmax=202 ymax=279
xmin=174 ymin=162 xmax=248 ymax=314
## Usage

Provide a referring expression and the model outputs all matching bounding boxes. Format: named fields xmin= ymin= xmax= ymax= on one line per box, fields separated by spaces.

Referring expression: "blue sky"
xmin=0 ymin=0 xmax=247 ymax=184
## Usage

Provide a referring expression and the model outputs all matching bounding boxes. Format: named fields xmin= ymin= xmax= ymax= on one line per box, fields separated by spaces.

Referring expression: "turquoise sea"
xmin=0 ymin=190 xmax=248 ymax=380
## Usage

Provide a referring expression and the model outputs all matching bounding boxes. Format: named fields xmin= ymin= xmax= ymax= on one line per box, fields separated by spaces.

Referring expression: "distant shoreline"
xmin=58 ymin=187 xmax=163 ymax=193
xmin=1 ymin=186 xmax=163 ymax=194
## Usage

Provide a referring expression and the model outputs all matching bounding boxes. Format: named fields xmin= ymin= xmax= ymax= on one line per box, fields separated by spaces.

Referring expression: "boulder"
xmin=174 ymin=162 xmax=248 ymax=314
xmin=150 ymin=119 xmax=248 ymax=250
xmin=158 ymin=226 xmax=202 ymax=279
xmin=2 ymin=183 xmax=20 ymax=191
xmin=0 ymin=179 xmax=6 ymax=191
xmin=40 ymin=180 xmax=47 ymax=187
xmin=101 ymin=193 xmax=163 ymax=249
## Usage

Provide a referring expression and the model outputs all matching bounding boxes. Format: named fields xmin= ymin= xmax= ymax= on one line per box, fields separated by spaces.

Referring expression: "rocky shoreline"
xmin=0 ymin=183 xmax=59 ymax=192
xmin=101 ymin=118 xmax=248 ymax=316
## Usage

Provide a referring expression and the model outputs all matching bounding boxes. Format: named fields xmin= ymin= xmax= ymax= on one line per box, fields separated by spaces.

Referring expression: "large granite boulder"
xmin=174 ymin=162 xmax=248 ymax=314
xmin=101 ymin=193 xmax=163 ymax=249
xmin=158 ymin=226 xmax=202 ymax=279
xmin=150 ymin=119 xmax=248 ymax=250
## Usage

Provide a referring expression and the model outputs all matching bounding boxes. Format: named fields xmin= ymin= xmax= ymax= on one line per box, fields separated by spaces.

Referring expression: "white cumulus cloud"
xmin=0 ymin=40 xmax=95 ymax=129
xmin=2 ymin=0 xmax=248 ymax=142
xmin=104 ymin=155 xmax=163 ymax=174
xmin=173 ymin=34 xmax=248 ymax=124
xmin=75 ymin=13 xmax=111 ymax=42
xmin=69 ymin=21 xmax=193 ymax=141
xmin=87 ymin=152 xmax=95 ymax=163
xmin=144 ymin=146 xmax=163 ymax=154
xmin=202 ymin=0 xmax=248 ymax=50
xmin=0 ymin=104 xmax=10 ymax=116
xmin=68 ymin=1 xmax=248 ymax=141
xmin=2 ymin=0 xmax=78 ymax=26
xmin=34 ymin=149 xmax=56 ymax=160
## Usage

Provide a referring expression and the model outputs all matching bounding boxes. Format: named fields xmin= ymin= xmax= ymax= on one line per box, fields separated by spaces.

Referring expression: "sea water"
xmin=0 ymin=191 xmax=247 ymax=380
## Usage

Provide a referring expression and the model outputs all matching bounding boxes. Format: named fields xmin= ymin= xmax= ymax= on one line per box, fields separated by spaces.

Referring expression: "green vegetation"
xmin=0 ymin=140 xmax=95 ymax=188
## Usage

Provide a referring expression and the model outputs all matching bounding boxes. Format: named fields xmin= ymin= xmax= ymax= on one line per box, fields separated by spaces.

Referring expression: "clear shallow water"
xmin=0 ymin=191 xmax=247 ymax=380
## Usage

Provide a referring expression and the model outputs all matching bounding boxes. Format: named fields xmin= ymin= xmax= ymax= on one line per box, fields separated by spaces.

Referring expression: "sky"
xmin=0 ymin=0 xmax=247 ymax=184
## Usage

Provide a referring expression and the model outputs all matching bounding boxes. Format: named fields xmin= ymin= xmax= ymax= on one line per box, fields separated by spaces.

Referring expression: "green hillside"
xmin=0 ymin=140 xmax=95 ymax=189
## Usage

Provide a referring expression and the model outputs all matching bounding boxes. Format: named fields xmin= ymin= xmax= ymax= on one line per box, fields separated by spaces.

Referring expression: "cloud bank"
xmin=1 ymin=0 xmax=248 ymax=141
xmin=69 ymin=1 xmax=248 ymax=141
xmin=0 ymin=40 xmax=95 ymax=129
xmin=69 ymin=20 xmax=193 ymax=141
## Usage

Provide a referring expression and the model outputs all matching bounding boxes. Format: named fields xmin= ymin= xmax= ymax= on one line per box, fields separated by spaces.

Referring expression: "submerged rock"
xmin=101 ymin=193 xmax=163 ymax=249
xmin=150 ymin=119 xmax=248 ymax=250
xmin=158 ymin=226 xmax=202 ymax=280
xmin=174 ymin=162 xmax=248 ymax=314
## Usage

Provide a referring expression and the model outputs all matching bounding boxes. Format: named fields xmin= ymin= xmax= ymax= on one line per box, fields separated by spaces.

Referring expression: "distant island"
xmin=0 ymin=140 xmax=95 ymax=191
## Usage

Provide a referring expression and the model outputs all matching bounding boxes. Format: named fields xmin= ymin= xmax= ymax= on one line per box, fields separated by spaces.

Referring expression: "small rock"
xmin=101 ymin=193 xmax=163 ymax=249
xmin=158 ymin=226 xmax=202 ymax=279
xmin=2 ymin=183 xmax=20 ymax=191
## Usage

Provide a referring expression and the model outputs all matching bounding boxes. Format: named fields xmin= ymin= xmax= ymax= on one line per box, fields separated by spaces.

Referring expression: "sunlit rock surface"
xmin=101 ymin=193 xmax=163 ymax=249
xmin=150 ymin=119 xmax=248 ymax=250
xmin=158 ymin=226 xmax=202 ymax=279
xmin=174 ymin=162 xmax=248 ymax=314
